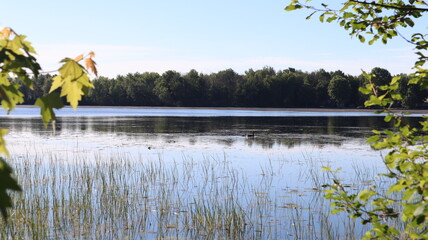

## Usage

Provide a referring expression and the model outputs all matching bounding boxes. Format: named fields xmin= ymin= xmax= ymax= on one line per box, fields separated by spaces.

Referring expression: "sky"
xmin=1 ymin=0 xmax=426 ymax=78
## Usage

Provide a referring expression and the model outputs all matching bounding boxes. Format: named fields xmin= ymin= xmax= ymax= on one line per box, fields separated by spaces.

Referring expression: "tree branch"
xmin=349 ymin=0 xmax=428 ymax=12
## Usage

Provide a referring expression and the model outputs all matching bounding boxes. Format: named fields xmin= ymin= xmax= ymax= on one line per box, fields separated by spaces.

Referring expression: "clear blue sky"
xmin=1 ymin=1 xmax=425 ymax=77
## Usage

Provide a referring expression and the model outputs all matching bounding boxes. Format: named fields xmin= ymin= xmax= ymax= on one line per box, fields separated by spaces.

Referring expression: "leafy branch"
xmin=0 ymin=27 xmax=97 ymax=220
xmin=349 ymin=0 xmax=428 ymax=11
xmin=286 ymin=1 xmax=427 ymax=239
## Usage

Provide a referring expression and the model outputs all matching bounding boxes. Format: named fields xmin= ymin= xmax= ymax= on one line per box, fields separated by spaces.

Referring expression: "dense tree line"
xmin=21 ymin=67 xmax=426 ymax=109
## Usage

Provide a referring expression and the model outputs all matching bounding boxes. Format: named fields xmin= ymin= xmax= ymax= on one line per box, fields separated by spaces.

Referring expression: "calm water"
xmin=2 ymin=107 xmax=424 ymax=239
xmin=3 ymin=107 xmax=420 ymax=184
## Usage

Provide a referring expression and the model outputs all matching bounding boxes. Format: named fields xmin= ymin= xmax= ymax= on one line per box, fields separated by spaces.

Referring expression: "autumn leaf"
xmin=85 ymin=58 xmax=98 ymax=76
xmin=74 ymin=54 xmax=84 ymax=62
xmin=0 ymin=28 xmax=12 ymax=40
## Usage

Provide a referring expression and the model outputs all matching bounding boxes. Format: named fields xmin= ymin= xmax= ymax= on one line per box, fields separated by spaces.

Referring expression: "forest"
xmin=21 ymin=66 xmax=426 ymax=109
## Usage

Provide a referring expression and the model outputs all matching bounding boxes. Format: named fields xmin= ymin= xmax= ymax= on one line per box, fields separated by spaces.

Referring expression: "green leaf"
xmin=0 ymin=129 xmax=9 ymax=157
xmin=358 ymin=86 xmax=372 ymax=95
xmin=326 ymin=16 xmax=337 ymax=23
xmin=390 ymin=76 xmax=400 ymax=85
xmin=321 ymin=166 xmax=332 ymax=172
xmin=356 ymin=189 xmax=375 ymax=202
xmin=413 ymin=204 xmax=425 ymax=216
xmin=387 ymin=183 xmax=405 ymax=195
xmin=284 ymin=4 xmax=302 ymax=11
xmin=367 ymin=135 xmax=380 ymax=143
xmin=384 ymin=114 xmax=393 ymax=122
xmin=331 ymin=208 xmax=345 ymax=214
xmin=0 ymin=84 xmax=24 ymax=113
xmin=343 ymin=12 xmax=355 ymax=19
xmin=0 ymin=158 xmax=22 ymax=220
xmin=35 ymin=92 xmax=64 ymax=125
xmin=372 ymin=130 xmax=381 ymax=134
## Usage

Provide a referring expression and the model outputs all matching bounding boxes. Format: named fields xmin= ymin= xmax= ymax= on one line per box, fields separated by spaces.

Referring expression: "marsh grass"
xmin=2 ymin=150 xmax=386 ymax=239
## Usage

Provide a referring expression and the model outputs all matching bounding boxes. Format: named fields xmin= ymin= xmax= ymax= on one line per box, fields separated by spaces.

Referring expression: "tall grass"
xmin=2 ymin=150 xmax=383 ymax=239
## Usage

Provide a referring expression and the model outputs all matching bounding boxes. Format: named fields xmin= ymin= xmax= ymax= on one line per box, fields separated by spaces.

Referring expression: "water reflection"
xmin=1 ymin=116 xmax=422 ymax=149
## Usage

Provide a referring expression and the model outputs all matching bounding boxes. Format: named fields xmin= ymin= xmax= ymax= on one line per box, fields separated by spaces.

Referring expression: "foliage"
xmin=0 ymin=27 xmax=96 ymax=220
xmin=328 ymin=75 xmax=352 ymax=105
xmin=24 ymin=67 xmax=420 ymax=108
xmin=0 ymin=157 xmax=21 ymax=221
xmin=285 ymin=0 xmax=427 ymax=239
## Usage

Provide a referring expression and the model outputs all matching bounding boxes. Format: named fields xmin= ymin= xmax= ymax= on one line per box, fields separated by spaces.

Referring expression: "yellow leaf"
xmin=62 ymin=80 xmax=84 ymax=109
xmin=49 ymin=75 xmax=65 ymax=93
xmin=53 ymin=58 xmax=94 ymax=109
xmin=0 ymin=129 xmax=9 ymax=157
xmin=74 ymin=54 xmax=84 ymax=62
xmin=85 ymin=58 xmax=98 ymax=76
xmin=88 ymin=51 xmax=95 ymax=58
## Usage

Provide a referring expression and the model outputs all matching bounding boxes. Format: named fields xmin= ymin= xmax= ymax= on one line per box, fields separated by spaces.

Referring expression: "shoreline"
xmin=15 ymin=105 xmax=428 ymax=114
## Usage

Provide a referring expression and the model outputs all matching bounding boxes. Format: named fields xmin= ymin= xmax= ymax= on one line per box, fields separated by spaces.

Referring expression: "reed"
xmin=1 ymin=150 xmax=385 ymax=239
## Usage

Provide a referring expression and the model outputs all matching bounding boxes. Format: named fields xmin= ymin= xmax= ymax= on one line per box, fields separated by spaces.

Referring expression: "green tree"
xmin=154 ymin=70 xmax=186 ymax=106
xmin=182 ymin=69 xmax=207 ymax=106
xmin=286 ymin=1 xmax=427 ymax=239
xmin=367 ymin=67 xmax=394 ymax=96
xmin=208 ymin=69 xmax=241 ymax=106
xmin=398 ymin=73 xmax=426 ymax=108
xmin=276 ymin=68 xmax=311 ymax=107
xmin=328 ymin=75 xmax=352 ymax=106
xmin=306 ymin=69 xmax=332 ymax=106
xmin=88 ymin=76 xmax=114 ymax=105
xmin=371 ymin=67 xmax=392 ymax=87
xmin=0 ymin=27 xmax=96 ymax=220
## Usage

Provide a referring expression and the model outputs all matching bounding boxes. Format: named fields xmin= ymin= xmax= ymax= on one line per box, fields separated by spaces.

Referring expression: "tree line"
xmin=21 ymin=67 xmax=426 ymax=109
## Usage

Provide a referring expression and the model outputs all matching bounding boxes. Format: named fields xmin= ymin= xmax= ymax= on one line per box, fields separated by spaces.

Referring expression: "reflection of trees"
xmin=244 ymin=135 xmax=345 ymax=149
xmin=216 ymin=138 xmax=235 ymax=147
xmin=1 ymin=116 xmax=423 ymax=149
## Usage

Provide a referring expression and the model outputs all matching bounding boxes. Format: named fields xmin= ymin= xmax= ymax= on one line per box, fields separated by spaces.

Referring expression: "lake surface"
xmin=2 ymin=107 xmax=425 ymax=239
xmin=2 ymin=107 xmax=424 ymax=190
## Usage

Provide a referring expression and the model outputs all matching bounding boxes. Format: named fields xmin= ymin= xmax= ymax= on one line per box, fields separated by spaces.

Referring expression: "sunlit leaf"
xmin=74 ymin=54 xmax=83 ymax=62
xmin=85 ymin=58 xmax=98 ymax=76
xmin=52 ymin=58 xmax=94 ymax=109
xmin=0 ymin=28 xmax=12 ymax=40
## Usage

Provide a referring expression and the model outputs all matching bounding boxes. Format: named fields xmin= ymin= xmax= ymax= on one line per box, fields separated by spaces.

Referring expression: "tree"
xmin=370 ymin=67 xmax=392 ymax=87
xmin=306 ymin=69 xmax=332 ymax=106
xmin=368 ymin=67 xmax=393 ymax=96
xmin=87 ymin=76 xmax=114 ymax=105
xmin=182 ymin=69 xmax=207 ymax=106
xmin=154 ymin=70 xmax=186 ymax=106
xmin=285 ymin=1 xmax=427 ymax=239
xmin=208 ymin=69 xmax=241 ymax=106
xmin=0 ymin=27 xmax=96 ymax=220
xmin=398 ymin=73 xmax=426 ymax=108
xmin=328 ymin=75 xmax=352 ymax=106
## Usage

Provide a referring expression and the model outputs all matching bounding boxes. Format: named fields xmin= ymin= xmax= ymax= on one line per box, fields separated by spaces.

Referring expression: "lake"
xmin=1 ymin=107 xmax=424 ymax=239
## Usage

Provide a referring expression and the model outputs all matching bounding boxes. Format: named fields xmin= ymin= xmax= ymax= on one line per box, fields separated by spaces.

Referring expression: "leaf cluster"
xmin=0 ymin=27 xmax=97 ymax=220
xmin=286 ymin=1 xmax=427 ymax=239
